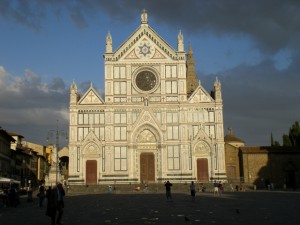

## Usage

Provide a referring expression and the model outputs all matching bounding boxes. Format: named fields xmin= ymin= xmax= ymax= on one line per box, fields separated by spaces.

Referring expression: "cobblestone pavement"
xmin=1 ymin=190 xmax=299 ymax=225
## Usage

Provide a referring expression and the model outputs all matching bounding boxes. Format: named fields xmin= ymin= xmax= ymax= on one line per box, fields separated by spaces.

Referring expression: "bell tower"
xmin=186 ymin=43 xmax=199 ymax=98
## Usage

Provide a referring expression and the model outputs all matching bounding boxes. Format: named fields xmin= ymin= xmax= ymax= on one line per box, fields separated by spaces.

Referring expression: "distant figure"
xmin=46 ymin=186 xmax=52 ymax=199
xmin=218 ymin=182 xmax=224 ymax=196
xmin=8 ymin=185 xmax=17 ymax=207
xmin=239 ymin=183 xmax=244 ymax=191
xmin=213 ymin=181 xmax=219 ymax=196
xmin=27 ymin=185 xmax=33 ymax=202
xmin=108 ymin=185 xmax=112 ymax=193
xmin=235 ymin=185 xmax=239 ymax=192
xmin=230 ymin=183 xmax=234 ymax=192
xmin=190 ymin=181 xmax=196 ymax=201
xmin=165 ymin=181 xmax=173 ymax=200
xmin=39 ymin=183 xmax=45 ymax=207
xmin=46 ymin=183 xmax=65 ymax=225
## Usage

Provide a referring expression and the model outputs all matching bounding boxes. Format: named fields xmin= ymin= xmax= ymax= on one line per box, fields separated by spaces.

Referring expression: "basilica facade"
xmin=68 ymin=10 xmax=226 ymax=185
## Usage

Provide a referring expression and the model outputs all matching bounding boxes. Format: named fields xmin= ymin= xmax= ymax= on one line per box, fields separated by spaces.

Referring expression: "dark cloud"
xmin=2 ymin=0 xmax=299 ymax=52
xmin=201 ymin=52 xmax=300 ymax=145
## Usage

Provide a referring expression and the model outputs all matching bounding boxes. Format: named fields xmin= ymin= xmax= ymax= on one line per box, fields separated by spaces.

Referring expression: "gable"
xmin=188 ymin=85 xmax=214 ymax=103
xmin=131 ymin=109 xmax=162 ymax=141
xmin=115 ymin=25 xmax=177 ymax=62
xmin=78 ymin=88 xmax=104 ymax=105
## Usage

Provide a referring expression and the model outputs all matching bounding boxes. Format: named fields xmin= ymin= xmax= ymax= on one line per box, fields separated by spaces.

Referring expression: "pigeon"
xmin=185 ymin=215 xmax=190 ymax=222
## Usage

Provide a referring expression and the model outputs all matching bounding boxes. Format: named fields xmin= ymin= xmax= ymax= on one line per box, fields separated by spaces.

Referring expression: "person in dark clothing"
xmin=46 ymin=186 xmax=52 ymax=199
xmin=38 ymin=184 xmax=45 ymax=207
xmin=190 ymin=181 xmax=196 ymax=201
xmin=165 ymin=181 xmax=173 ymax=200
xmin=46 ymin=183 xmax=65 ymax=225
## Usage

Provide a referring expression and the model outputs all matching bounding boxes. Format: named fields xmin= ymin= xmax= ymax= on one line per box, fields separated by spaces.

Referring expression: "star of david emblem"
xmin=138 ymin=43 xmax=152 ymax=57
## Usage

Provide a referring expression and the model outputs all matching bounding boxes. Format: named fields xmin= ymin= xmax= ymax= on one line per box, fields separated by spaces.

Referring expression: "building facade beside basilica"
xmin=68 ymin=10 xmax=226 ymax=185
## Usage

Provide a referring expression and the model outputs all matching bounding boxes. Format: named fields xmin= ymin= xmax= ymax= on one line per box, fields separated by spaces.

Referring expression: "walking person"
xmin=46 ymin=183 xmax=65 ymax=225
xmin=218 ymin=182 xmax=224 ymax=196
xmin=230 ymin=183 xmax=234 ymax=192
xmin=38 ymin=183 xmax=45 ymax=207
xmin=190 ymin=181 xmax=196 ymax=201
xmin=165 ymin=181 xmax=173 ymax=201
xmin=213 ymin=180 xmax=219 ymax=196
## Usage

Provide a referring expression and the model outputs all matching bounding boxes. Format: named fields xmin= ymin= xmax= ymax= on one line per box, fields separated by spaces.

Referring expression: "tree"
xmin=271 ymin=132 xmax=274 ymax=146
xmin=271 ymin=132 xmax=280 ymax=146
xmin=282 ymin=134 xmax=292 ymax=146
xmin=282 ymin=121 xmax=300 ymax=147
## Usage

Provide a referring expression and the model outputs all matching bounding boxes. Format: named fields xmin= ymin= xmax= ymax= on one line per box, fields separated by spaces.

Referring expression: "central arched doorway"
xmin=140 ymin=153 xmax=155 ymax=183
xmin=86 ymin=160 xmax=97 ymax=184
xmin=135 ymin=126 xmax=160 ymax=183
xmin=197 ymin=158 xmax=209 ymax=182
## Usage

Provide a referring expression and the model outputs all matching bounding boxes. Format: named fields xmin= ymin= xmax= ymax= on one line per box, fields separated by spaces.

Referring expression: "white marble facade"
xmin=68 ymin=10 xmax=226 ymax=185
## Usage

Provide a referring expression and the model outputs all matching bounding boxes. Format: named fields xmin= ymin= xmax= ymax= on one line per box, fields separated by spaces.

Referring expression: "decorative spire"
xmin=141 ymin=9 xmax=148 ymax=24
xmin=214 ymin=77 xmax=222 ymax=101
xmin=177 ymin=30 xmax=184 ymax=51
xmin=71 ymin=80 xmax=77 ymax=90
xmin=214 ymin=77 xmax=221 ymax=88
xmin=70 ymin=80 xmax=78 ymax=104
xmin=106 ymin=31 xmax=112 ymax=53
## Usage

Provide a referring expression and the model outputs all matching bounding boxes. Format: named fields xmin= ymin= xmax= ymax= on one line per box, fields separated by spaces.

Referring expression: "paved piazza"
xmin=1 ymin=190 xmax=299 ymax=225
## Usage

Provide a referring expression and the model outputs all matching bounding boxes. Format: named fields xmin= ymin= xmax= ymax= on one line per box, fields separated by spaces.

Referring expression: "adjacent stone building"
xmin=224 ymin=130 xmax=300 ymax=189
xmin=68 ymin=10 xmax=226 ymax=185
xmin=239 ymin=146 xmax=300 ymax=189
xmin=0 ymin=128 xmax=15 ymax=178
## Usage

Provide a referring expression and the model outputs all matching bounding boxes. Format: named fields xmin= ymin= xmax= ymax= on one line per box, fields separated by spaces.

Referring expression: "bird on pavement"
xmin=185 ymin=215 xmax=190 ymax=222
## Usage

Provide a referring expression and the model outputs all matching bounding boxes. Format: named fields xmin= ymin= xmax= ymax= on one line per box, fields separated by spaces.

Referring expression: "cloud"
xmin=1 ymin=0 xmax=299 ymax=147
xmin=201 ymin=51 xmax=300 ymax=145
xmin=0 ymin=66 xmax=69 ymax=143
xmin=2 ymin=1 xmax=299 ymax=52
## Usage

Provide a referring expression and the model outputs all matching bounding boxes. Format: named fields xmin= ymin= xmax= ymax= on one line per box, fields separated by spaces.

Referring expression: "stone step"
xmin=66 ymin=182 xmax=249 ymax=194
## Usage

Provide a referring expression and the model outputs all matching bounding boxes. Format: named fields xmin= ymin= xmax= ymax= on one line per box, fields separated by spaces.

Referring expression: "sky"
xmin=0 ymin=0 xmax=299 ymax=147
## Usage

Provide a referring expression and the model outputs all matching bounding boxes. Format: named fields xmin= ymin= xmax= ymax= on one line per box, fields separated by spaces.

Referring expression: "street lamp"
xmin=47 ymin=120 xmax=68 ymax=184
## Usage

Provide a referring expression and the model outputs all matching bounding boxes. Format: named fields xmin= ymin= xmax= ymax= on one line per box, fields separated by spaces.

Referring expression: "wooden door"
xmin=86 ymin=160 xmax=97 ymax=184
xmin=140 ymin=153 xmax=155 ymax=183
xmin=227 ymin=166 xmax=236 ymax=180
xmin=197 ymin=158 xmax=209 ymax=182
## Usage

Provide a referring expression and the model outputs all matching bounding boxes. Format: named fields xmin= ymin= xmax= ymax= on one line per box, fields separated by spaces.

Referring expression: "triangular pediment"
xmin=78 ymin=87 xmax=104 ymax=105
xmin=194 ymin=128 xmax=211 ymax=142
xmin=133 ymin=110 xmax=159 ymax=128
xmin=114 ymin=25 xmax=177 ymax=61
xmin=131 ymin=109 xmax=162 ymax=142
xmin=188 ymin=85 xmax=214 ymax=103
xmin=82 ymin=129 xmax=100 ymax=145
xmin=81 ymin=129 xmax=102 ymax=155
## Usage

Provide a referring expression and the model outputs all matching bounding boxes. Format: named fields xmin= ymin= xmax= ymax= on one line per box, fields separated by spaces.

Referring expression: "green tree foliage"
xmin=271 ymin=132 xmax=281 ymax=146
xmin=288 ymin=121 xmax=300 ymax=146
xmin=271 ymin=132 xmax=274 ymax=146
xmin=282 ymin=134 xmax=292 ymax=146
xmin=280 ymin=121 xmax=300 ymax=147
